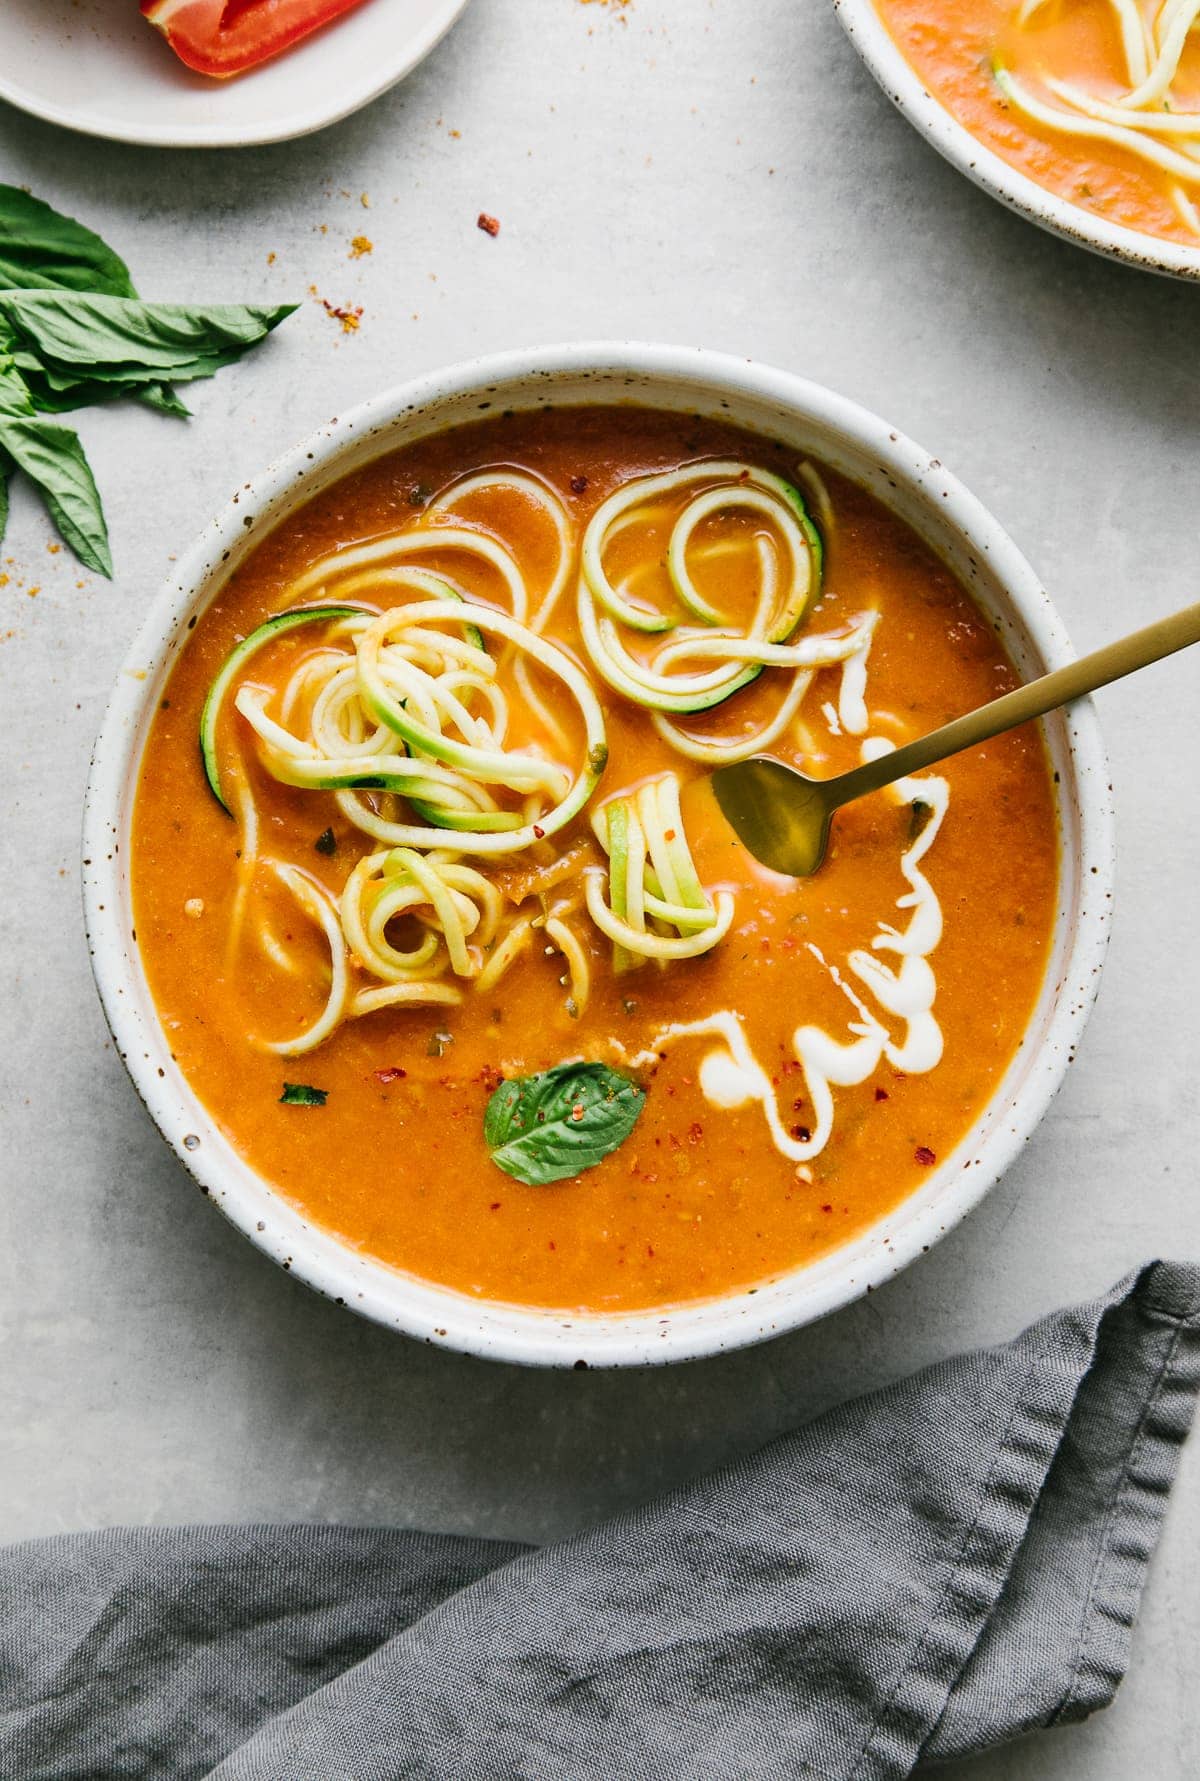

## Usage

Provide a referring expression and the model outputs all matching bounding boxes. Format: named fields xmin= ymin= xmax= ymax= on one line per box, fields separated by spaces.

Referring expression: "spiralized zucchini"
xmin=253 ymin=858 xmax=463 ymax=1058
xmin=341 ymin=847 xmax=503 ymax=982
xmin=234 ymin=597 xmax=607 ymax=856
xmin=577 ymin=459 xmax=825 ymax=715
xmin=203 ymin=456 xmax=890 ymax=1056
xmin=652 ymin=612 xmax=879 ymax=765
xmin=587 ymin=774 xmax=734 ymax=971
xmin=997 ymin=0 xmax=1200 ymax=222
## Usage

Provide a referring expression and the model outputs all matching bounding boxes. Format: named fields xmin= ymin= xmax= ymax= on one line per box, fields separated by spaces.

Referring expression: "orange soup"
xmin=131 ymin=408 xmax=1059 ymax=1312
xmin=873 ymin=0 xmax=1200 ymax=248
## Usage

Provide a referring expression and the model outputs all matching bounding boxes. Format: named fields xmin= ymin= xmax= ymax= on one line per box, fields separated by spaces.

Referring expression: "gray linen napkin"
xmin=2 ymin=1261 xmax=1197 ymax=1781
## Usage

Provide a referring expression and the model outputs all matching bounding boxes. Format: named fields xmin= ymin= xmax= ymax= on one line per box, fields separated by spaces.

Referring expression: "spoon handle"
xmin=830 ymin=597 xmax=1200 ymax=806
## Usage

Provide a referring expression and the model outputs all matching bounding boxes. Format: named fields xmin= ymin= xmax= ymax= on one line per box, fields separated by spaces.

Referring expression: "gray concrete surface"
xmin=2 ymin=1 xmax=1198 ymax=1774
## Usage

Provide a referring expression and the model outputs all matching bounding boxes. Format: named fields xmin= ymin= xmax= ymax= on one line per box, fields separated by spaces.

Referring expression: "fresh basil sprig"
xmin=484 ymin=1062 xmax=646 ymax=1186
xmin=0 ymin=185 xmax=296 ymax=576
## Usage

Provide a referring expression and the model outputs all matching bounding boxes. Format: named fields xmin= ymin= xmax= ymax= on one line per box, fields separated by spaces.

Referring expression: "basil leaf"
xmin=0 ymin=350 xmax=33 ymax=420
xmin=0 ymin=293 xmax=297 ymax=384
xmin=280 ymin=1082 xmax=328 ymax=1106
xmin=137 ymin=382 xmax=190 ymax=419
xmin=12 ymin=357 xmax=191 ymax=417
xmin=0 ymin=418 xmax=111 ymax=577
xmin=484 ymin=1062 xmax=645 ymax=1186
xmin=20 ymin=346 xmax=242 ymax=392
xmin=0 ymin=185 xmax=137 ymax=297
xmin=0 ymin=459 xmax=10 ymax=548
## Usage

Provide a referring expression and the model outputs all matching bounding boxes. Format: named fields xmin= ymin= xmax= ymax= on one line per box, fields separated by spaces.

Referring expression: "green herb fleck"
xmin=280 ymin=1082 xmax=327 ymax=1106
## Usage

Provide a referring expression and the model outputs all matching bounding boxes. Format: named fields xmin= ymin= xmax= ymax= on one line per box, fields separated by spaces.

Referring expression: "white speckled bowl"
xmin=833 ymin=0 xmax=1200 ymax=282
xmin=83 ymin=343 xmax=1115 ymax=1367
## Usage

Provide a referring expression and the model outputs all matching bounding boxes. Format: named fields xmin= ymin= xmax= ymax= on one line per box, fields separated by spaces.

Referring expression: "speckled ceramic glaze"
xmin=83 ymin=344 xmax=1115 ymax=1367
xmin=834 ymin=0 xmax=1200 ymax=282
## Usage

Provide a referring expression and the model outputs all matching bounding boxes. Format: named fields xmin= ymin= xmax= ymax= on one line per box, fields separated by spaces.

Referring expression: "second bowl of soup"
xmin=84 ymin=344 xmax=1113 ymax=1364
xmin=837 ymin=0 xmax=1200 ymax=278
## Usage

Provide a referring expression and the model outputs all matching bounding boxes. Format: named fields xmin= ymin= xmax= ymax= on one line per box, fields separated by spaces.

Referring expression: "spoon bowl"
xmin=713 ymin=598 xmax=1200 ymax=877
xmin=711 ymin=756 xmax=834 ymax=877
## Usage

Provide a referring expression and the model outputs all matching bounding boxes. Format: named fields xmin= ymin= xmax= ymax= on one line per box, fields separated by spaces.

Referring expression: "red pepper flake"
xmin=320 ymin=298 xmax=363 ymax=333
xmin=570 ymin=1102 xmax=586 ymax=1122
xmin=874 ymin=1087 xmax=889 ymax=1101
xmin=688 ymin=1122 xmax=703 ymax=1144
xmin=791 ymin=1124 xmax=811 ymax=1143
xmin=570 ymin=474 xmax=588 ymax=494
xmin=477 ymin=212 xmax=501 ymax=237
xmin=489 ymin=1202 xmax=502 ymax=1211
xmin=532 ymin=824 xmax=545 ymax=839
xmin=821 ymin=1202 xmax=833 ymax=1213
xmin=374 ymin=1066 xmax=407 ymax=1085
xmin=915 ymin=1145 xmax=937 ymax=1166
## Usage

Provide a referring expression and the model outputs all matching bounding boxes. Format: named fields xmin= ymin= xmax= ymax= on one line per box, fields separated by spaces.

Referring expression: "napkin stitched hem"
xmin=852 ymin=1351 xmax=1054 ymax=1779
xmin=1054 ymin=1303 xmax=1197 ymax=1724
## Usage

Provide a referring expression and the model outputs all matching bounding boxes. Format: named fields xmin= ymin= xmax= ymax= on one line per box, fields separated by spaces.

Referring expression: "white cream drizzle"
xmin=620 ymin=667 xmax=951 ymax=1169
xmin=836 ymin=612 xmax=876 ymax=737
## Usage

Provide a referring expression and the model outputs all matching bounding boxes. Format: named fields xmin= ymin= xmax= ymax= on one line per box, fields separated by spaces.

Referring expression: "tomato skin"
xmin=140 ymin=0 xmax=369 ymax=78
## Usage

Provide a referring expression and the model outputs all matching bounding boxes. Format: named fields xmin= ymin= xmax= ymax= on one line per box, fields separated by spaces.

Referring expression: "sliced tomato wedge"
xmin=140 ymin=0 xmax=370 ymax=79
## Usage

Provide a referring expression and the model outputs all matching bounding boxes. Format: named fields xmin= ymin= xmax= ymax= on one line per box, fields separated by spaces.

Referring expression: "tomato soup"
xmin=130 ymin=407 xmax=1059 ymax=1313
xmin=873 ymin=0 xmax=1200 ymax=248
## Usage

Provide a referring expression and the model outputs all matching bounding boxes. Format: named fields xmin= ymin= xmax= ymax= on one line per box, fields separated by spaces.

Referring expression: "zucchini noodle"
xmin=425 ymin=469 xmax=580 ymax=764
xmin=650 ymin=611 xmax=879 ymax=764
xmin=577 ymin=460 xmax=824 ymax=714
xmin=543 ymin=905 xmax=591 ymax=1015
xmin=255 ymin=863 xmax=349 ymax=1057
xmin=288 ymin=524 xmax=531 ymax=621
xmin=587 ymin=774 xmax=734 ymax=970
xmin=997 ymin=0 xmax=1200 ymax=186
xmin=341 ymin=847 xmax=502 ymax=982
xmin=235 ymin=599 xmax=607 ymax=856
xmin=427 ymin=469 xmax=575 ymax=630
xmin=204 ymin=454 xmax=887 ymax=1058
xmin=795 ymin=459 xmax=836 ymax=539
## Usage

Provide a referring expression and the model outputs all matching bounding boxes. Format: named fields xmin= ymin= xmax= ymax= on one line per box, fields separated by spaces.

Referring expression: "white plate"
xmin=0 ymin=0 xmax=471 ymax=149
xmin=834 ymin=0 xmax=1200 ymax=281
xmin=83 ymin=342 xmax=1116 ymax=1368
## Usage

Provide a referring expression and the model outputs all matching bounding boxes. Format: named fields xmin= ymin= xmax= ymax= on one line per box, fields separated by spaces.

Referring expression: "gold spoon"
xmin=712 ymin=598 xmax=1200 ymax=877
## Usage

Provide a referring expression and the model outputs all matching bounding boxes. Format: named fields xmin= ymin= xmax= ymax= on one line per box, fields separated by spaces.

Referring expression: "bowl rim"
xmin=832 ymin=0 xmax=1200 ymax=282
xmin=83 ymin=340 xmax=1115 ymax=1367
xmin=0 ymin=0 xmax=472 ymax=150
